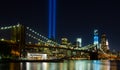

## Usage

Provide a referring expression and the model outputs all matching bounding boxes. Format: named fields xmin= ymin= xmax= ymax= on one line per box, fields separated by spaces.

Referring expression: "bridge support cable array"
xmin=26 ymin=26 xmax=60 ymax=46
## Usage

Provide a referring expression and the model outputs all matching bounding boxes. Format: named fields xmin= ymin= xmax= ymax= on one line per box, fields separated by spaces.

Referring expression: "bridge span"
xmin=0 ymin=24 xmax=108 ymax=60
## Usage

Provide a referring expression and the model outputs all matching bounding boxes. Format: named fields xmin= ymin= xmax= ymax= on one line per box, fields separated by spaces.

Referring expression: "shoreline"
xmin=0 ymin=59 xmax=64 ymax=63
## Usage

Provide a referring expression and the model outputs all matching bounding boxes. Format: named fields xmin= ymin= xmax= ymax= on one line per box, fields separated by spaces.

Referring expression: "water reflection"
xmin=100 ymin=60 xmax=110 ymax=70
xmin=110 ymin=61 xmax=117 ymax=70
xmin=20 ymin=60 xmax=111 ymax=70
xmin=0 ymin=60 xmax=120 ymax=70
xmin=20 ymin=62 xmax=47 ymax=70
xmin=21 ymin=60 xmax=117 ymax=70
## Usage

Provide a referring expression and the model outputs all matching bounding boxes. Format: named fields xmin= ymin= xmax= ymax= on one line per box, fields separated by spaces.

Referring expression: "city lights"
xmin=0 ymin=0 xmax=119 ymax=70
xmin=0 ymin=24 xmax=117 ymax=61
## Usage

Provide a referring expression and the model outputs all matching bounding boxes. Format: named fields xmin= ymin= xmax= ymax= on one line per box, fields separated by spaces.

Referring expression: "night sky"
xmin=0 ymin=0 xmax=120 ymax=51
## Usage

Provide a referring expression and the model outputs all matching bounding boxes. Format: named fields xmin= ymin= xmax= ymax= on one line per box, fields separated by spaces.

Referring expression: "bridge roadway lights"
xmin=25 ymin=44 xmax=98 ymax=59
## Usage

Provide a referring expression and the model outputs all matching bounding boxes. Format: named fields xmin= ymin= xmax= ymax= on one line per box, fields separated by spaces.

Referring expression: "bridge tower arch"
xmin=11 ymin=24 xmax=25 ymax=57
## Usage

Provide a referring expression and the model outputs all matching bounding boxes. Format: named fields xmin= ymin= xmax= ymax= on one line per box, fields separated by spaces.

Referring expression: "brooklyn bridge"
xmin=0 ymin=24 xmax=117 ymax=60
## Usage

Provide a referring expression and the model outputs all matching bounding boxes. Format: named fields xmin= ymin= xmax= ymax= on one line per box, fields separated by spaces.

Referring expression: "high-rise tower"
xmin=76 ymin=38 xmax=82 ymax=47
xmin=100 ymin=34 xmax=109 ymax=52
xmin=93 ymin=29 xmax=99 ymax=48
xmin=61 ymin=38 xmax=68 ymax=45
xmin=48 ymin=0 xmax=56 ymax=39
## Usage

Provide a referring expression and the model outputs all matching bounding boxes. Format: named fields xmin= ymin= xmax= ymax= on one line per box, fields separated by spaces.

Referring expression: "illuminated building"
xmin=48 ymin=0 xmax=56 ymax=39
xmin=27 ymin=53 xmax=47 ymax=60
xmin=106 ymin=39 xmax=110 ymax=50
xmin=93 ymin=29 xmax=99 ymax=48
xmin=61 ymin=38 xmax=68 ymax=45
xmin=76 ymin=38 xmax=82 ymax=47
xmin=100 ymin=34 xmax=110 ymax=52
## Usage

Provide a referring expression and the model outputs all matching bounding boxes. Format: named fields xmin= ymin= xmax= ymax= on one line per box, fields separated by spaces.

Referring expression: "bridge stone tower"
xmin=11 ymin=24 xmax=25 ymax=57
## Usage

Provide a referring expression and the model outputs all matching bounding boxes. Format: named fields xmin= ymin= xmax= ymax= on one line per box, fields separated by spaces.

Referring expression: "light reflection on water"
xmin=0 ymin=60 xmax=119 ymax=70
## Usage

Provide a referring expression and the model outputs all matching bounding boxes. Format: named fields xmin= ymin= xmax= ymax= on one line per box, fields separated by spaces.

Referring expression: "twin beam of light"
xmin=48 ymin=0 xmax=56 ymax=39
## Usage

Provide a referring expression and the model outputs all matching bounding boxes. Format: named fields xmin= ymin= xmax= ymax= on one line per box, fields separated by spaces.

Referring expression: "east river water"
xmin=0 ymin=60 xmax=120 ymax=70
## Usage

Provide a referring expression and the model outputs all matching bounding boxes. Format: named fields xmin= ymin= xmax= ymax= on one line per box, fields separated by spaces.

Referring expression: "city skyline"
xmin=0 ymin=0 xmax=119 ymax=51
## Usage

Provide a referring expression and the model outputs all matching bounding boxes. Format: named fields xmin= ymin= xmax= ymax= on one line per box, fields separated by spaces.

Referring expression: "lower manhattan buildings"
xmin=100 ymin=33 xmax=110 ymax=52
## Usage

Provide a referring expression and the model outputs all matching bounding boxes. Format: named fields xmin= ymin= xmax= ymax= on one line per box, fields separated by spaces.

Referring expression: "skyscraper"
xmin=76 ymin=38 xmax=82 ymax=47
xmin=61 ymin=38 xmax=68 ymax=45
xmin=93 ymin=29 xmax=99 ymax=48
xmin=106 ymin=39 xmax=110 ymax=50
xmin=48 ymin=0 xmax=56 ymax=39
xmin=100 ymin=34 xmax=109 ymax=52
